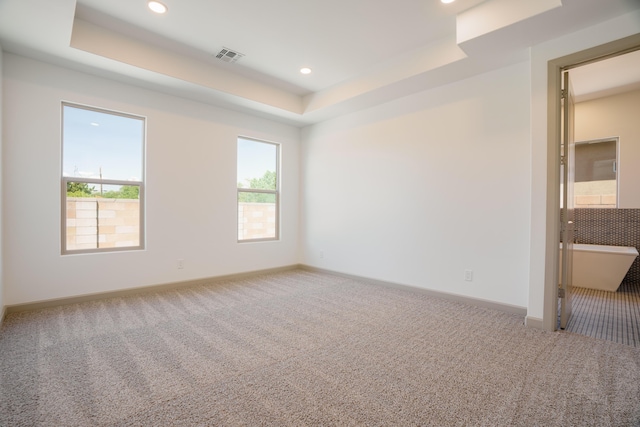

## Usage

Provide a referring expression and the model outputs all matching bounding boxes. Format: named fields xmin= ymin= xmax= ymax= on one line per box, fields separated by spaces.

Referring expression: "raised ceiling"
xmin=1 ymin=0 xmax=639 ymax=126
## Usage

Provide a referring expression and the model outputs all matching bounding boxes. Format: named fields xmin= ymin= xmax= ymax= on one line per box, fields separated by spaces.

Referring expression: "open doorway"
xmin=557 ymin=47 xmax=640 ymax=346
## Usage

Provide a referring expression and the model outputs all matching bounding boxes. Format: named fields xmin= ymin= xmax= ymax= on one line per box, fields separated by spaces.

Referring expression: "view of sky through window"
xmin=62 ymin=105 xmax=144 ymax=181
xmin=237 ymin=137 xmax=277 ymax=188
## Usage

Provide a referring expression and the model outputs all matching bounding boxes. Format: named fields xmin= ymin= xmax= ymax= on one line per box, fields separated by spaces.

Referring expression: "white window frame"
xmin=61 ymin=102 xmax=146 ymax=254
xmin=237 ymin=137 xmax=280 ymax=242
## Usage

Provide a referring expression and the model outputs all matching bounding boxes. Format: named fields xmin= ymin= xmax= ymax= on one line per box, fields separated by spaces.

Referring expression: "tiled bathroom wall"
xmin=574 ymin=208 xmax=640 ymax=283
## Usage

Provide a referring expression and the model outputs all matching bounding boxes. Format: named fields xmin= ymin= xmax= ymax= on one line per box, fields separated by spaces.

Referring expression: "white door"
xmin=560 ymin=70 xmax=575 ymax=330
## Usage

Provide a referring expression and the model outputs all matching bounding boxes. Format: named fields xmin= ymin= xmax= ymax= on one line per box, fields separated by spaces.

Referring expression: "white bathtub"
xmin=560 ymin=243 xmax=639 ymax=292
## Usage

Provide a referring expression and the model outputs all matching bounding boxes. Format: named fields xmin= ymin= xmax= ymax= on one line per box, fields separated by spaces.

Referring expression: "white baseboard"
xmin=4 ymin=264 xmax=532 ymax=323
xmin=4 ymin=264 xmax=300 ymax=315
xmin=300 ymin=265 xmax=528 ymax=317
xmin=525 ymin=316 xmax=544 ymax=330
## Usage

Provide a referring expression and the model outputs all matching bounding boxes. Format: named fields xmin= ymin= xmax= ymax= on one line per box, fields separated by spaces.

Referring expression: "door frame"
xmin=543 ymin=34 xmax=640 ymax=331
xmin=559 ymin=69 xmax=575 ymax=330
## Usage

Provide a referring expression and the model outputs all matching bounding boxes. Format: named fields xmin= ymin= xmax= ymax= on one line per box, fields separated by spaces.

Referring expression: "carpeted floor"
xmin=1 ymin=270 xmax=639 ymax=426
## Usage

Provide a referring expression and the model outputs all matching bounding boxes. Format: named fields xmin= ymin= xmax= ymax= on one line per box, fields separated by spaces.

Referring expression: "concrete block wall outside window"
xmin=66 ymin=198 xmax=140 ymax=250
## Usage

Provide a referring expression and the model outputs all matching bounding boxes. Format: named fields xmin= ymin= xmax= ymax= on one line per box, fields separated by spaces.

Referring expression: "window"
xmin=237 ymin=137 xmax=279 ymax=241
xmin=574 ymin=138 xmax=618 ymax=208
xmin=62 ymin=103 xmax=145 ymax=253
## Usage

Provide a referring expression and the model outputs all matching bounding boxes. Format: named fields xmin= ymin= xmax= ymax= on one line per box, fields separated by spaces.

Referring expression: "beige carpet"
xmin=1 ymin=270 xmax=639 ymax=426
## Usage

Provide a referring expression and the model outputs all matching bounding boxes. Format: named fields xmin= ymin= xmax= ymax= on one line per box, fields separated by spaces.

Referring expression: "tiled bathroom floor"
xmin=564 ymin=282 xmax=640 ymax=347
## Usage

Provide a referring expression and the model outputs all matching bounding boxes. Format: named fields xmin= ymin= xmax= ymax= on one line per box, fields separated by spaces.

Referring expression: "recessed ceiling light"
xmin=148 ymin=1 xmax=168 ymax=14
xmin=441 ymin=0 xmax=455 ymax=4
xmin=300 ymin=67 xmax=312 ymax=75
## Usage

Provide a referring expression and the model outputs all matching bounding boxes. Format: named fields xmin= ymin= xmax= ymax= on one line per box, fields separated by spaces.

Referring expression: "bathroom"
xmin=562 ymin=49 xmax=640 ymax=345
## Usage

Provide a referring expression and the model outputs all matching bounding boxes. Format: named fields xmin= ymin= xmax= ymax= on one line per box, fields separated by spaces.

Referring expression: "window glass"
xmin=62 ymin=103 xmax=145 ymax=253
xmin=237 ymin=138 xmax=279 ymax=241
xmin=63 ymin=106 xmax=143 ymax=181
xmin=574 ymin=139 xmax=617 ymax=208
xmin=237 ymin=139 xmax=277 ymax=190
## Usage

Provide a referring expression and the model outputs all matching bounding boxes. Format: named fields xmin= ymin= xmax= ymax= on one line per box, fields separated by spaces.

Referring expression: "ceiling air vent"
xmin=215 ymin=48 xmax=244 ymax=63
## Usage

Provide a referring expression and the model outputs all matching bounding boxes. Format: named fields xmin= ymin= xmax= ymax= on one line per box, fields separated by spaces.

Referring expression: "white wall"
xmin=301 ymin=62 xmax=531 ymax=308
xmin=2 ymin=53 xmax=300 ymax=306
xmin=528 ymin=10 xmax=640 ymax=327
xmin=575 ymin=89 xmax=640 ymax=208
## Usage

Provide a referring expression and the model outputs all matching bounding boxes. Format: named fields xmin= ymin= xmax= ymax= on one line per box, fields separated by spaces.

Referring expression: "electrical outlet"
xmin=177 ymin=259 xmax=184 ymax=270
xmin=320 ymin=250 xmax=324 ymax=259
xmin=465 ymin=269 xmax=473 ymax=281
